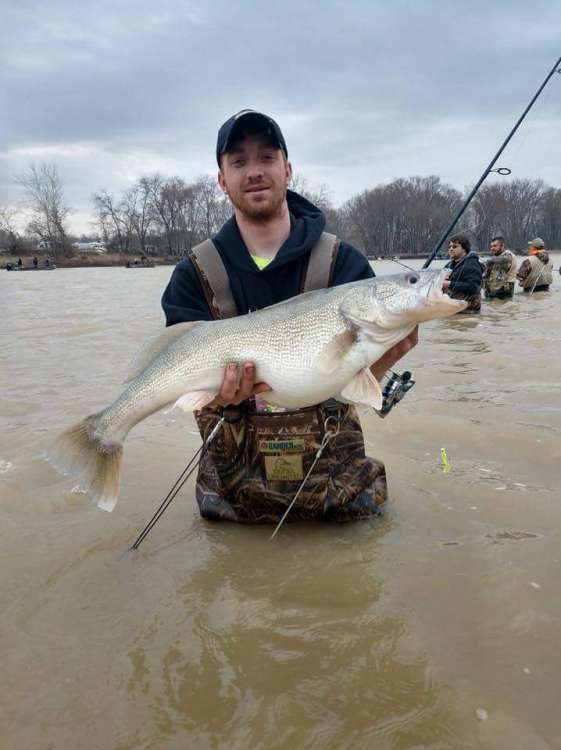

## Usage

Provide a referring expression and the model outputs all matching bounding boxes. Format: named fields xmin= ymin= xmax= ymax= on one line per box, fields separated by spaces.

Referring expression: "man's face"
xmin=490 ymin=240 xmax=504 ymax=255
xmin=218 ymin=133 xmax=292 ymax=222
xmin=448 ymin=241 xmax=466 ymax=261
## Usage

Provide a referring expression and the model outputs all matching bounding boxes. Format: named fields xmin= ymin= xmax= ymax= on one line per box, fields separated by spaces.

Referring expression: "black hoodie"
xmin=162 ymin=190 xmax=374 ymax=325
xmin=444 ymin=250 xmax=483 ymax=297
xmin=444 ymin=250 xmax=483 ymax=312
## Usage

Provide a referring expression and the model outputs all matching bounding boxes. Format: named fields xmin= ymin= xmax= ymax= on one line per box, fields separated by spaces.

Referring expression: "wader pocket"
xmin=246 ymin=408 xmax=330 ymax=513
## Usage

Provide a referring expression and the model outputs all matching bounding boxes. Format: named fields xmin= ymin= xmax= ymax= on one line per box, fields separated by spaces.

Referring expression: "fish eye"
xmin=408 ymin=274 xmax=419 ymax=284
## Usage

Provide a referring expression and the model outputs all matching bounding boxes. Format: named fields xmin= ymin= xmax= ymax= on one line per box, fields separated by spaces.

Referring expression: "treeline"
xmin=93 ymin=174 xmax=232 ymax=256
xmin=3 ymin=164 xmax=561 ymax=258
xmin=334 ymin=176 xmax=561 ymax=256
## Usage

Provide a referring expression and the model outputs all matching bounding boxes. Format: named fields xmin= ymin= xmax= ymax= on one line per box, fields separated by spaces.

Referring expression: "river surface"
xmin=1 ymin=256 xmax=561 ymax=750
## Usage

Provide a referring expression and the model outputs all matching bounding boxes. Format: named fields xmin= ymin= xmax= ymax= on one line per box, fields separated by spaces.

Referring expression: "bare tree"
xmin=470 ymin=178 xmax=546 ymax=251
xmin=290 ymin=174 xmax=331 ymax=210
xmin=539 ymin=187 xmax=561 ymax=249
xmin=124 ymin=178 xmax=157 ymax=254
xmin=342 ymin=176 xmax=461 ymax=257
xmin=0 ymin=206 xmax=26 ymax=253
xmin=146 ymin=174 xmax=198 ymax=255
xmin=194 ymin=175 xmax=231 ymax=240
xmin=92 ymin=189 xmax=134 ymax=253
xmin=16 ymin=163 xmax=73 ymax=257
xmin=289 ymin=173 xmax=349 ymax=239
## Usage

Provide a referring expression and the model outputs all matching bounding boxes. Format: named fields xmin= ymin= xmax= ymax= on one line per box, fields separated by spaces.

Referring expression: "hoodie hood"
xmin=446 ymin=250 xmax=480 ymax=269
xmin=213 ymin=190 xmax=326 ymax=273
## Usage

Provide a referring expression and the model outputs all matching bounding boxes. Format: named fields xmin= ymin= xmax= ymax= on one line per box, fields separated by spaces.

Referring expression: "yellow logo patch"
xmin=264 ymin=455 xmax=303 ymax=481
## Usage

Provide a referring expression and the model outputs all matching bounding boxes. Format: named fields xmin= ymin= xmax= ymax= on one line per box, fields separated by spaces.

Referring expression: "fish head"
xmin=348 ymin=269 xmax=467 ymax=329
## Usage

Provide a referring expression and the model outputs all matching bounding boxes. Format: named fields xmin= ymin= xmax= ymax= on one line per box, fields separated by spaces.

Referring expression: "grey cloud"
xmin=2 ymin=0 xmax=561 ymax=230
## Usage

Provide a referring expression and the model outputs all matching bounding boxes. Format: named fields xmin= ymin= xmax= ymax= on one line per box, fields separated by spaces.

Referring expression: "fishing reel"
xmin=375 ymin=370 xmax=415 ymax=418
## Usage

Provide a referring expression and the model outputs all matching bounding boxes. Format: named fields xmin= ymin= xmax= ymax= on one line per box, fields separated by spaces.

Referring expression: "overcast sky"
xmin=2 ymin=0 xmax=561 ymax=234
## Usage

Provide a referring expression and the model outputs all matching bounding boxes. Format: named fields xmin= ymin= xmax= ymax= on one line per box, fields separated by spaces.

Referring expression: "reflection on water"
xmin=1 ymin=260 xmax=561 ymax=749
xmin=122 ymin=526 xmax=463 ymax=749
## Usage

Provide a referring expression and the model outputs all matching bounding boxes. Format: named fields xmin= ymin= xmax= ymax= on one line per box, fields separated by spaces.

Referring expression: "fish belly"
xmin=254 ymin=354 xmax=364 ymax=410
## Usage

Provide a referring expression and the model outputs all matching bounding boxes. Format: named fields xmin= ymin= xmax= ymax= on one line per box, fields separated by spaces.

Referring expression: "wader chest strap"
xmin=189 ymin=239 xmax=238 ymax=319
xmin=190 ymin=232 xmax=340 ymax=320
xmin=301 ymin=232 xmax=340 ymax=293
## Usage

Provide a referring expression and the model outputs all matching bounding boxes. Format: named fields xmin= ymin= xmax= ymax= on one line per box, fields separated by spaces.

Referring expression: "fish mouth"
xmin=427 ymin=269 xmax=468 ymax=313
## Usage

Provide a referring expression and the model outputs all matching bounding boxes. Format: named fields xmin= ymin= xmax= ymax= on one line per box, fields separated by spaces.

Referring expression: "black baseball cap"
xmin=216 ymin=109 xmax=288 ymax=165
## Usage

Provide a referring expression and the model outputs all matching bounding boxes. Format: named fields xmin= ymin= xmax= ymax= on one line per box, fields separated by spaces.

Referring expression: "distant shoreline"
xmin=4 ymin=248 xmax=557 ymax=270
xmin=3 ymin=252 xmax=177 ymax=269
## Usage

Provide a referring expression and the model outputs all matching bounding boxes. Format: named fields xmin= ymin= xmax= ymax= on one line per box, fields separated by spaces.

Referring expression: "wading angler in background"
xmin=162 ymin=110 xmax=419 ymax=524
xmin=442 ymin=234 xmax=483 ymax=313
xmin=483 ymin=236 xmax=517 ymax=299
xmin=517 ymin=237 xmax=553 ymax=293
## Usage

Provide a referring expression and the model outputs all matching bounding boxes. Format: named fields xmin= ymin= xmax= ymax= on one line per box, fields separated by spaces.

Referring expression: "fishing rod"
xmin=129 ymin=416 xmax=225 ymax=550
xmin=423 ymin=55 xmax=561 ymax=269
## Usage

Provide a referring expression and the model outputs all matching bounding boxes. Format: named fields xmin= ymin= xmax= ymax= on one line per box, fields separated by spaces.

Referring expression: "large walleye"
xmin=50 ymin=269 xmax=465 ymax=511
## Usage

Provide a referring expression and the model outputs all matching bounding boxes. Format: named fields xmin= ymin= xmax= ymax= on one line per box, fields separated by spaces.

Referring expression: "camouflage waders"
xmin=194 ymin=401 xmax=386 ymax=523
xmin=518 ymin=253 xmax=553 ymax=292
xmin=189 ymin=233 xmax=387 ymax=524
xmin=457 ymin=290 xmax=481 ymax=313
xmin=484 ymin=250 xmax=517 ymax=299
xmin=485 ymin=282 xmax=515 ymax=300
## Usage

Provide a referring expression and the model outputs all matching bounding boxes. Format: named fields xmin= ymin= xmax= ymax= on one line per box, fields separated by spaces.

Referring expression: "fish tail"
xmin=49 ymin=412 xmax=123 ymax=512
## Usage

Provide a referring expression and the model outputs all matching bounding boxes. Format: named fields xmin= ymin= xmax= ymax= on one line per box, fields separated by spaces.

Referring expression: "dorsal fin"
xmin=123 ymin=321 xmax=201 ymax=383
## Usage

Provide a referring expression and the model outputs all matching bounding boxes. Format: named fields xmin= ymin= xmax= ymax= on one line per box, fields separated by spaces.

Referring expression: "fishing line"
xmin=386 ymin=258 xmax=416 ymax=272
xmin=462 ymin=204 xmax=486 ymax=241
xmin=129 ymin=416 xmax=225 ymax=551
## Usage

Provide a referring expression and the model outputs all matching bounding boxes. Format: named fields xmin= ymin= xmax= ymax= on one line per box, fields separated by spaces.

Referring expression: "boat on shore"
xmin=125 ymin=259 xmax=155 ymax=268
xmin=6 ymin=263 xmax=56 ymax=271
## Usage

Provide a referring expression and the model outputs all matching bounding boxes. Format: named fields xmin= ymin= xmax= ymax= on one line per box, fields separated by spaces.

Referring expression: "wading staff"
xmin=423 ymin=55 xmax=561 ymax=269
xmin=529 ymin=263 xmax=546 ymax=294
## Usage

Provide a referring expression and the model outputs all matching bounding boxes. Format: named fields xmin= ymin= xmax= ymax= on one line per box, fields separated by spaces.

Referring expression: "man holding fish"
xmin=161 ymin=110 xmax=418 ymax=523
xmin=51 ymin=111 xmax=465 ymax=521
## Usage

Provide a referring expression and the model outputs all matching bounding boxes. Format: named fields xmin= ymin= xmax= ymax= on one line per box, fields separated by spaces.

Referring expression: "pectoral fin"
xmin=339 ymin=368 xmax=383 ymax=409
xmin=164 ymin=390 xmax=218 ymax=413
xmin=315 ymin=328 xmax=358 ymax=373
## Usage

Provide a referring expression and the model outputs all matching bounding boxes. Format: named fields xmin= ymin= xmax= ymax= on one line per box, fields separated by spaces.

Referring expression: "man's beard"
xmin=229 ymin=184 xmax=287 ymax=222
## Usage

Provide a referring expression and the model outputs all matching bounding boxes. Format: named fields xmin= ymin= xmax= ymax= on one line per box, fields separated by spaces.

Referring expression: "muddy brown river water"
xmin=1 ymin=256 xmax=561 ymax=749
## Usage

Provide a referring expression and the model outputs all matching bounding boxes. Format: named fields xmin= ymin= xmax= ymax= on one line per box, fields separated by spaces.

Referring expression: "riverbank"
xmin=2 ymin=252 xmax=177 ymax=268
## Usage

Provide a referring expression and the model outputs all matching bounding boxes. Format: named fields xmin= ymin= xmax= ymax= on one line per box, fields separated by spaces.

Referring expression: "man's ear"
xmin=218 ymin=170 xmax=227 ymax=194
xmin=285 ymin=159 xmax=293 ymax=184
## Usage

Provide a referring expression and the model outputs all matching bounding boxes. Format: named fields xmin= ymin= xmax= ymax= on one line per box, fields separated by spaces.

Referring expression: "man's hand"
xmin=442 ymin=279 xmax=451 ymax=291
xmin=370 ymin=326 xmax=418 ymax=382
xmin=213 ymin=362 xmax=271 ymax=407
